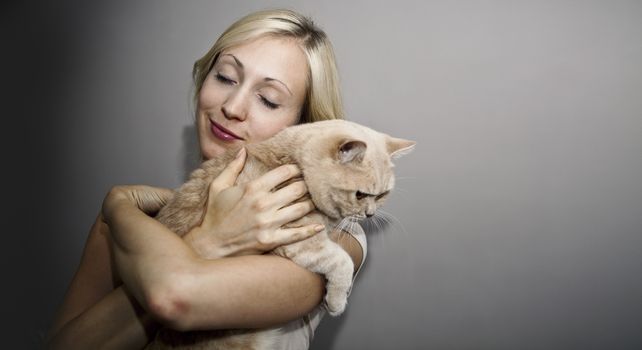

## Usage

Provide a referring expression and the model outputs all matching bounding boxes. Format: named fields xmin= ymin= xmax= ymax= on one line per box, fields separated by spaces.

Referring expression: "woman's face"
xmin=196 ymin=36 xmax=308 ymax=160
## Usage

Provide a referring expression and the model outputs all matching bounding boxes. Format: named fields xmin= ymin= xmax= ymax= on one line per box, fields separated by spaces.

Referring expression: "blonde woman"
xmin=47 ymin=9 xmax=366 ymax=349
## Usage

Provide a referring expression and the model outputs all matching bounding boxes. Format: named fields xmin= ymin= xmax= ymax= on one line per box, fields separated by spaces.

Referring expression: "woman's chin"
xmin=201 ymin=144 xmax=228 ymax=161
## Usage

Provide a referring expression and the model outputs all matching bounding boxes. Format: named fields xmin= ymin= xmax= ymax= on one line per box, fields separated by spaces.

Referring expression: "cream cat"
xmin=146 ymin=119 xmax=414 ymax=349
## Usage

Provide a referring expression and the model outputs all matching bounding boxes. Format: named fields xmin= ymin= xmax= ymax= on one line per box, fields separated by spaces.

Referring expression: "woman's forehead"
xmin=219 ymin=36 xmax=308 ymax=95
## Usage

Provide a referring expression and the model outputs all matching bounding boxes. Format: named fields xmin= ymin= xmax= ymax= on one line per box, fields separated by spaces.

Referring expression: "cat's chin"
xmin=336 ymin=214 xmax=365 ymax=223
xmin=314 ymin=205 xmax=342 ymax=221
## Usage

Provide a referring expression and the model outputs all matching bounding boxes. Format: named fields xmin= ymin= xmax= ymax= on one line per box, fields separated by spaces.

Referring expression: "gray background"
xmin=5 ymin=0 xmax=641 ymax=348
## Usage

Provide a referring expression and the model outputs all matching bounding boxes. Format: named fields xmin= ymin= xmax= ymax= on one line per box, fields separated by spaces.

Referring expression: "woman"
xmin=47 ymin=9 xmax=366 ymax=349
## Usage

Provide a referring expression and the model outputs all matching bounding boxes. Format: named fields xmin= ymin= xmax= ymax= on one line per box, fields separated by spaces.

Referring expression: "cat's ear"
xmin=387 ymin=137 xmax=416 ymax=159
xmin=338 ymin=140 xmax=367 ymax=164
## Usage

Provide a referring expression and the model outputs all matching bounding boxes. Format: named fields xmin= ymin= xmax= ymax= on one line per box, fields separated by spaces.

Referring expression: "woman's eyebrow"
xmin=221 ymin=54 xmax=292 ymax=96
xmin=264 ymin=77 xmax=292 ymax=96
xmin=221 ymin=53 xmax=244 ymax=68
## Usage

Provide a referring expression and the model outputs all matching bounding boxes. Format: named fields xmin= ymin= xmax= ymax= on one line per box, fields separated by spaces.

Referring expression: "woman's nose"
xmin=221 ymin=89 xmax=248 ymax=121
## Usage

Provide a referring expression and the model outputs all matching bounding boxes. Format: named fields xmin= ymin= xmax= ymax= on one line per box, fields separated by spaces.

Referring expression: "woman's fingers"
xmin=209 ymin=148 xmax=247 ymax=197
xmin=152 ymin=187 xmax=175 ymax=203
xmin=273 ymin=200 xmax=316 ymax=226
xmin=192 ymin=157 xmax=316 ymax=257
xmin=260 ymin=180 xmax=307 ymax=210
xmin=111 ymin=185 xmax=174 ymax=215
xmin=247 ymin=164 xmax=301 ymax=194
xmin=270 ymin=224 xmax=325 ymax=247
xmin=136 ymin=186 xmax=175 ymax=214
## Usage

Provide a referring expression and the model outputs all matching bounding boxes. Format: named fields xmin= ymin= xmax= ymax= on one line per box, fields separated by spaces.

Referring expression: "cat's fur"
xmin=145 ymin=119 xmax=415 ymax=349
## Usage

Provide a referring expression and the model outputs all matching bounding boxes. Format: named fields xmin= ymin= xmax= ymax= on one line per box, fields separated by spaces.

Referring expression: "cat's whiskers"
xmin=367 ymin=214 xmax=384 ymax=232
xmin=393 ymin=176 xmax=417 ymax=181
xmin=392 ymin=176 xmax=414 ymax=197
xmin=342 ymin=220 xmax=356 ymax=244
xmin=393 ymin=187 xmax=409 ymax=196
xmin=332 ymin=217 xmax=357 ymax=245
xmin=378 ymin=209 xmax=409 ymax=237
xmin=375 ymin=214 xmax=389 ymax=232
xmin=335 ymin=219 xmax=348 ymax=243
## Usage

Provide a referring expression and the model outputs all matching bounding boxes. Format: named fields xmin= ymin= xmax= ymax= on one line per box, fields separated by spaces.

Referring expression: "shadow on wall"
xmin=181 ymin=124 xmax=202 ymax=180
xmin=310 ymin=313 xmax=348 ymax=350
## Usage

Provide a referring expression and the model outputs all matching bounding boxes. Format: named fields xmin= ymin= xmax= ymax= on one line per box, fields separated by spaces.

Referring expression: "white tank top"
xmin=271 ymin=224 xmax=368 ymax=349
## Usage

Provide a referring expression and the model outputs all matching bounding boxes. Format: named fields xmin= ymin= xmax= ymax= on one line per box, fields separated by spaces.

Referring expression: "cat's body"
xmin=146 ymin=120 xmax=414 ymax=349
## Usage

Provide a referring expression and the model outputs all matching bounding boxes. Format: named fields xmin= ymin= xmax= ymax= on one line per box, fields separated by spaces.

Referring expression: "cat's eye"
xmin=356 ymin=190 xmax=389 ymax=201
xmin=376 ymin=191 xmax=390 ymax=201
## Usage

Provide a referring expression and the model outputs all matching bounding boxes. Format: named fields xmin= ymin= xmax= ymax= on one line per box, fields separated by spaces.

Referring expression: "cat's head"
xmin=298 ymin=121 xmax=415 ymax=221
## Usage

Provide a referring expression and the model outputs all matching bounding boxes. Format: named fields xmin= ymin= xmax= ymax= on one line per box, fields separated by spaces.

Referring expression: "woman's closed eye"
xmin=215 ymin=72 xmax=236 ymax=85
xmin=259 ymin=95 xmax=280 ymax=110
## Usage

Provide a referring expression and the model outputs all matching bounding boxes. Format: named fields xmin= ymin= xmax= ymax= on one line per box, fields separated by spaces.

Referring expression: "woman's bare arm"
xmin=46 ymin=211 xmax=323 ymax=348
xmin=48 ymin=215 xmax=117 ymax=338
xmin=102 ymin=188 xmax=328 ymax=330
xmin=47 ymin=202 xmax=362 ymax=348
xmin=47 ymin=286 xmax=157 ymax=350
xmin=46 ymin=210 xmax=163 ymax=350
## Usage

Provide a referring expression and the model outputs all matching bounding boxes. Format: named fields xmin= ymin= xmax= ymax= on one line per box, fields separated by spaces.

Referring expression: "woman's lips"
xmin=210 ymin=120 xmax=244 ymax=142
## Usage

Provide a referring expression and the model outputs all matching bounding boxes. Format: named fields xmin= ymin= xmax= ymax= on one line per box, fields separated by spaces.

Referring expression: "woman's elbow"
xmin=144 ymin=278 xmax=194 ymax=331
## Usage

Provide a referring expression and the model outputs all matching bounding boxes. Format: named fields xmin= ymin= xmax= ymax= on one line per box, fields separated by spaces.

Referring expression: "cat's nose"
xmin=366 ymin=212 xmax=374 ymax=218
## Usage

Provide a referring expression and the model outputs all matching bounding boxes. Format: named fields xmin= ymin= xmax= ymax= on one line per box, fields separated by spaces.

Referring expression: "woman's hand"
xmin=103 ymin=185 xmax=174 ymax=218
xmin=184 ymin=148 xmax=324 ymax=259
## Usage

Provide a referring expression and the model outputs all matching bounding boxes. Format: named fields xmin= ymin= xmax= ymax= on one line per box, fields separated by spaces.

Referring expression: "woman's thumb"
xmin=209 ymin=147 xmax=247 ymax=197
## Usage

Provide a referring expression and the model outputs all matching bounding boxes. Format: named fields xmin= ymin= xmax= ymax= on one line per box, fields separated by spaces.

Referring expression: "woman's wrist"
xmin=183 ymin=227 xmax=225 ymax=259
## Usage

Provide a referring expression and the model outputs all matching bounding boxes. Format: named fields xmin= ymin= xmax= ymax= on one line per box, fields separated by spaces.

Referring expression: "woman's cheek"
xmin=253 ymin=123 xmax=276 ymax=142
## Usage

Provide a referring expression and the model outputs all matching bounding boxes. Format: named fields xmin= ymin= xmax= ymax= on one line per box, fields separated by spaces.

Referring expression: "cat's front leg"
xmin=319 ymin=243 xmax=354 ymax=316
xmin=274 ymin=234 xmax=354 ymax=316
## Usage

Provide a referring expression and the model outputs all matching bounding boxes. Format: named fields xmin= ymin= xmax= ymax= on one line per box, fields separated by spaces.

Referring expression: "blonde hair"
xmin=192 ymin=9 xmax=343 ymax=123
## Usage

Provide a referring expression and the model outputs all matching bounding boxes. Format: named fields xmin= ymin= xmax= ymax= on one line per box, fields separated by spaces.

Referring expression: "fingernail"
xmin=314 ymin=225 xmax=325 ymax=232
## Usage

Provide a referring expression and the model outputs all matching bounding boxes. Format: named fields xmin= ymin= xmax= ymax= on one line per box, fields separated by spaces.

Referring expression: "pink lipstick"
xmin=210 ymin=120 xmax=243 ymax=142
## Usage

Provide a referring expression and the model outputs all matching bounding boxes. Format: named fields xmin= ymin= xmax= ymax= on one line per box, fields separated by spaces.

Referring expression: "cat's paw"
xmin=324 ymin=292 xmax=348 ymax=316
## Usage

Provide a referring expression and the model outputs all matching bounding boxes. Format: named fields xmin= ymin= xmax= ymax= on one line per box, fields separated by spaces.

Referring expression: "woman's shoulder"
xmin=331 ymin=223 xmax=367 ymax=275
xmin=344 ymin=223 xmax=367 ymax=258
